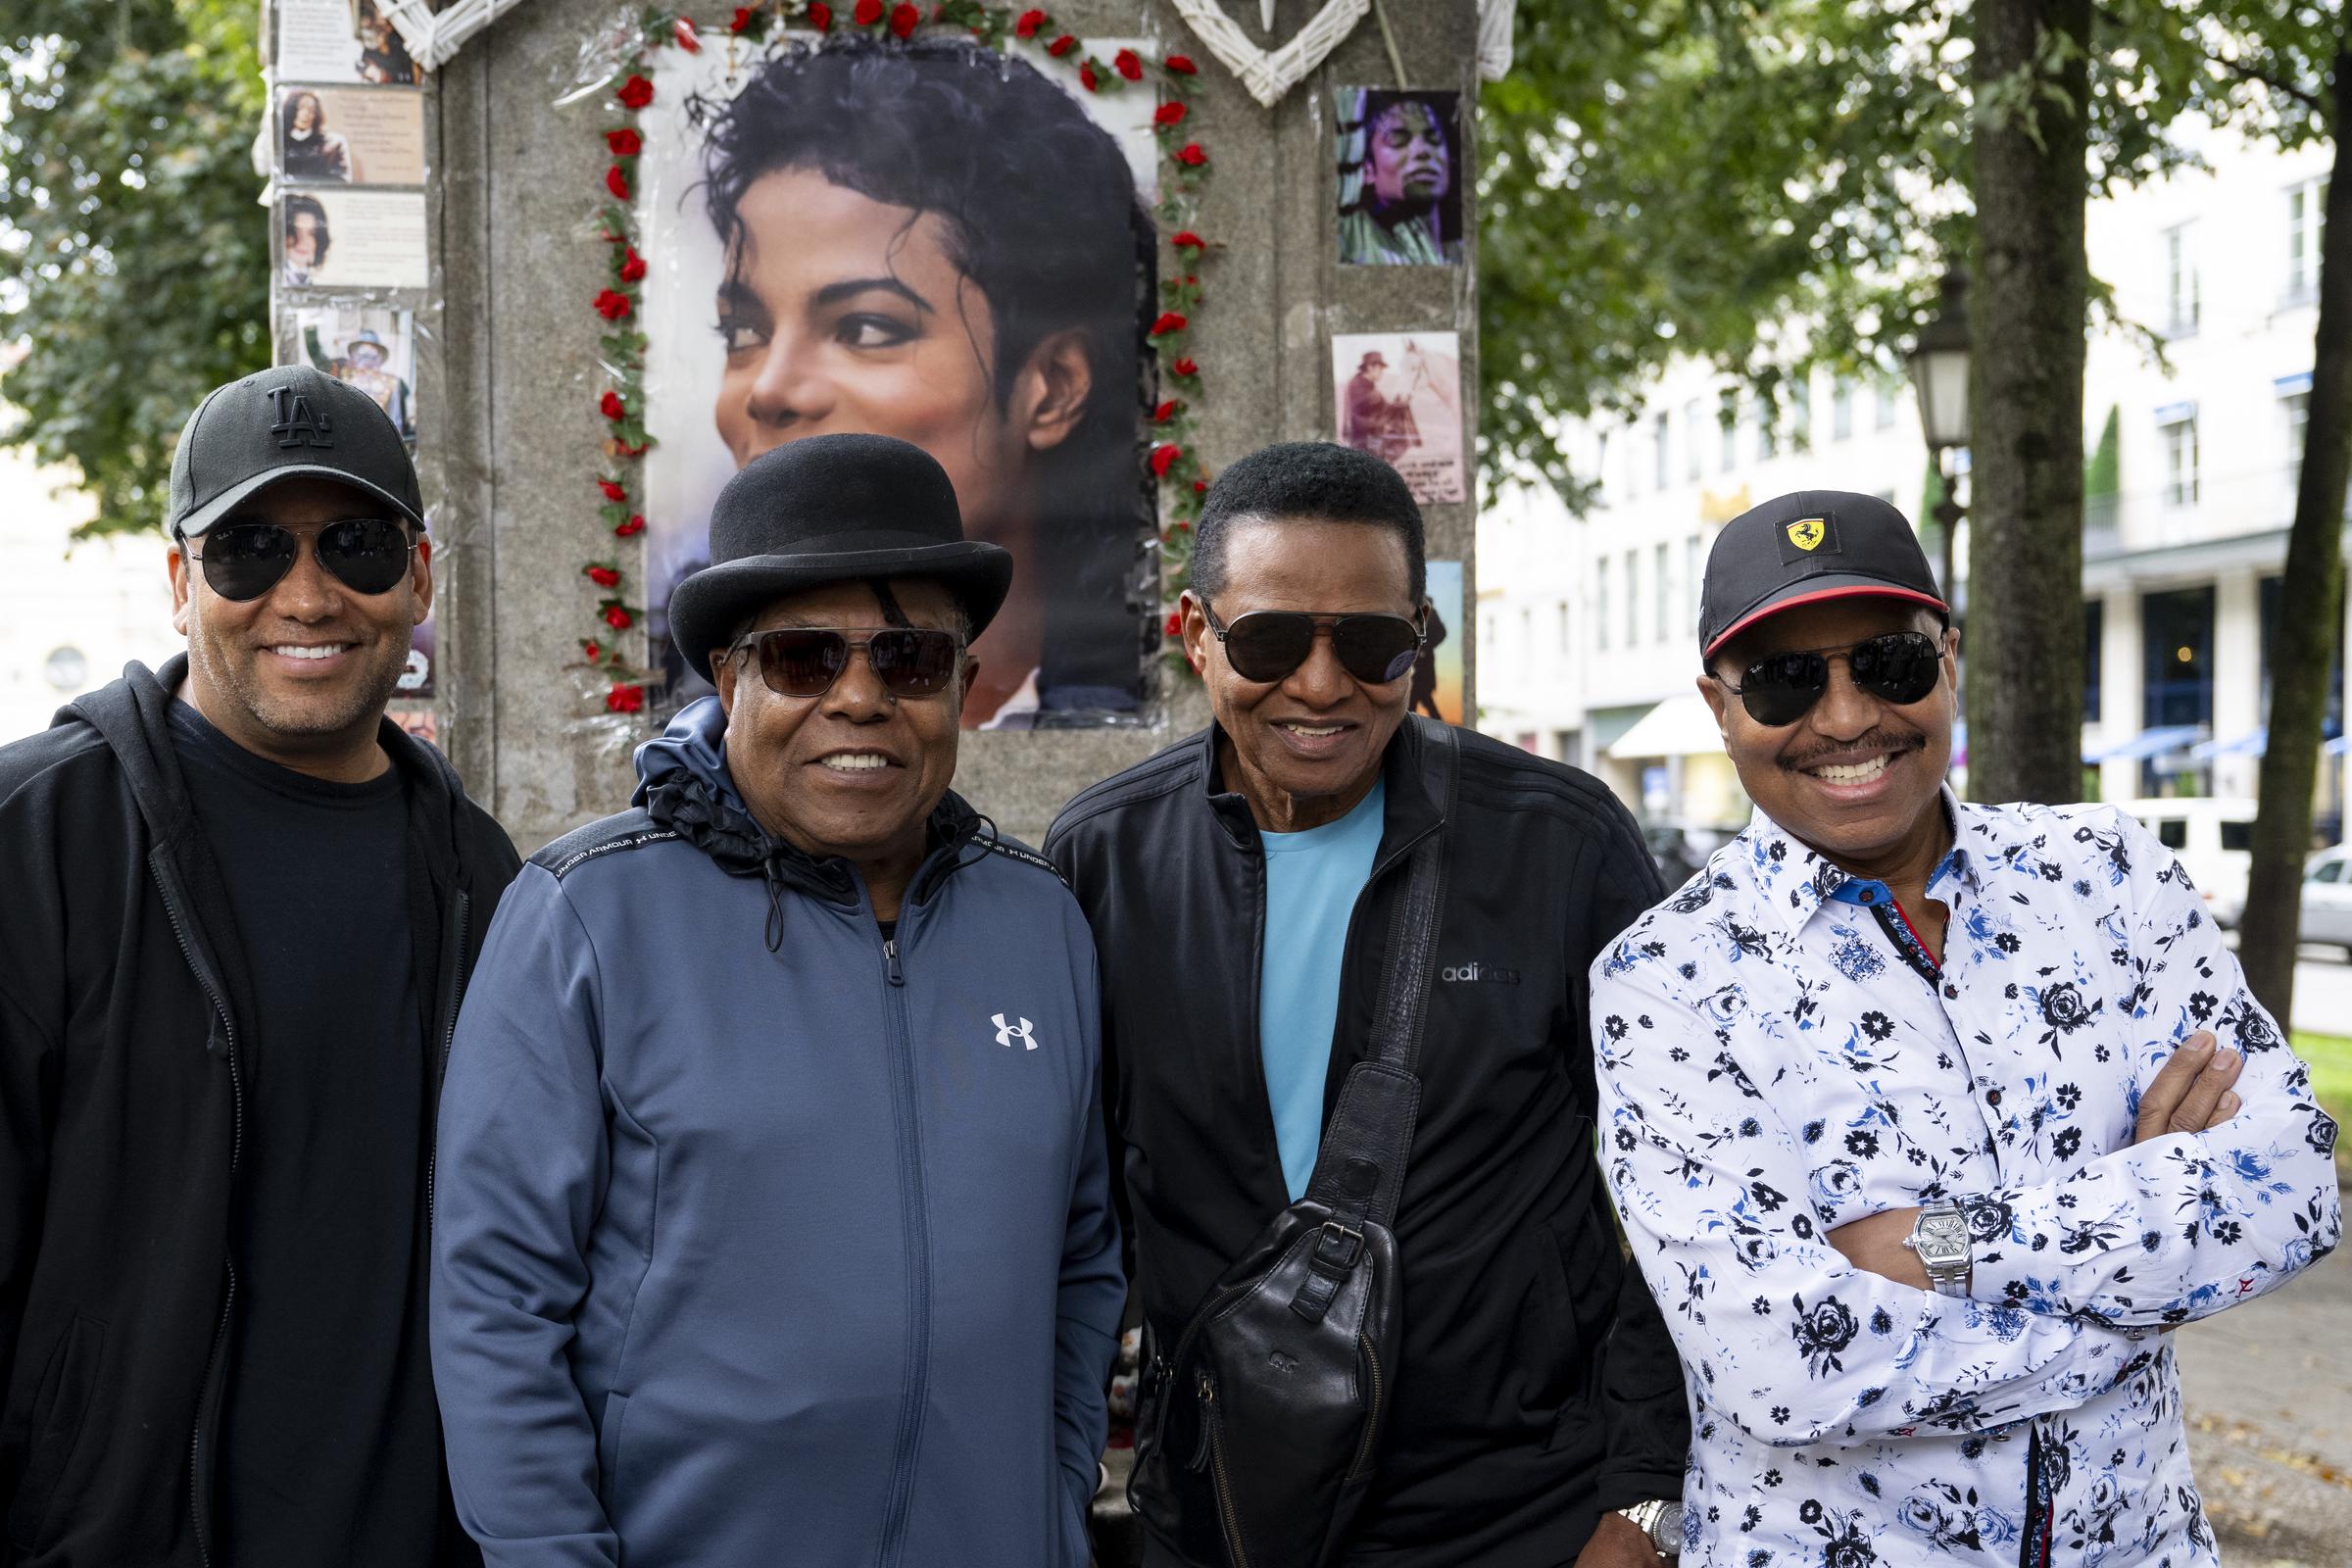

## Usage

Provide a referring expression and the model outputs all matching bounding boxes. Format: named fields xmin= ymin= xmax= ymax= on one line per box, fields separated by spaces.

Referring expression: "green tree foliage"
xmin=1478 ymin=0 xmax=2211 ymax=500
xmin=2082 ymin=404 xmax=2120 ymax=499
xmin=2 ymin=0 xmax=268 ymax=538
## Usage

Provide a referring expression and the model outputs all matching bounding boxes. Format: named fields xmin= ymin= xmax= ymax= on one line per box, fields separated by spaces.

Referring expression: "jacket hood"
xmin=632 ymin=697 xmax=777 ymax=877
xmin=631 ymin=696 xmax=987 ymax=910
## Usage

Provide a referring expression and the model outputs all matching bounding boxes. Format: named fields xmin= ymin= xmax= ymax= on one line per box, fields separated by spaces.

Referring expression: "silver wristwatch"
xmin=1904 ymin=1199 xmax=1972 ymax=1298
xmin=1614 ymin=1498 xmax=1683 ymax=1558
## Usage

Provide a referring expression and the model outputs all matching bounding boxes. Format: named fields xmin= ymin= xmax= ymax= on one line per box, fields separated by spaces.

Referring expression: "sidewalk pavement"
xmin=2177 ymin=1250 xmax=2352 ymax=1565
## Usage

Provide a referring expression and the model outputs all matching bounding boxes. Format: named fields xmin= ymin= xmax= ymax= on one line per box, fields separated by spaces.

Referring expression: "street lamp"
xmin=1907 ymin=270 xmax=1972 ymax=608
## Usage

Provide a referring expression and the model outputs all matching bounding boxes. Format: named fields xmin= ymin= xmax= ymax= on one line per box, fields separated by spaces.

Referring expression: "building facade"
xmin=0 ymin=433 xmax=176 ymax=746
xmin=1481 ymin=122 xmax=2351 ymax=845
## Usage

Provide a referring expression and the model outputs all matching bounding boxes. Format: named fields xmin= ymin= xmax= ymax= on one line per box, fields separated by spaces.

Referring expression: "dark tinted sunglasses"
xmin=185 ymin=517 xmax=416 ymax=603
xmin=731 ymin=627 xmax=963 ymax=700
xmin=1715 ymin=630 xmax=1945 ymax=725
xmin=1200 ymin=603 xmax=1425 ymax=685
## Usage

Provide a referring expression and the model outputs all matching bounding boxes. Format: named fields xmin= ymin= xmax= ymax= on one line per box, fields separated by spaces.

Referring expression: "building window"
xmin=1719 ymin=396 xmax=1739 ymax=473
xmin=1756 ymin=397 xmax=1778 ymax=462
xmin=1876 ymin=377 xmax=1898 ymax=429
xmin=1556 ymin=601 xmax=1572 ymax=655
xmin=1832 ymin=378 xmax=1854 ymax=441
xmin=2164 ymin=222 xmax=2199 ymax=336
xmin=2259 ymin=573 xmax=2347 ymax=733
xmin=2284 ymin=387 xmax=2312 ymax=482
xmin=2083 ymin=599 xmax=2103 ymax=724
xmin=1791 ymin=381 xmax=1813 ymax=452
xmin=1687 ymin=533 xmax=1705 ymax=633
xmin=2288 ymin=177 xmax=2329 ymax=302
xmin=1684 ymin=401 xmax=1704 ymax=481
xmin=1593 ymin=429 xmax=1611 ymax=500
xmin=2141 ymin=584 xmax=2215 ymax=731
xmin=1595 ymin=560 xmax=1610 ymax=652
xmin=1553 ymin=728 xmax=1582 ymax=765
xmin=1653 ymin=411 xmax=1671 ymax=491
xmin=1623 ymin=549 xmax=1640 ymax=648
xmin=2160 ymin=411 xmax=2199 ymax=507
xmin=1653 ymin=542 xmax=1671 ymax=646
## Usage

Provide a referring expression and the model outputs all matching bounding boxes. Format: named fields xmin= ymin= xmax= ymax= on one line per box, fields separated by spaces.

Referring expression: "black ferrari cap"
xmin=1698 ymin=490 xmax=1947 ymax=659
xmin=168 ymin=365 xmax=423 ymax=537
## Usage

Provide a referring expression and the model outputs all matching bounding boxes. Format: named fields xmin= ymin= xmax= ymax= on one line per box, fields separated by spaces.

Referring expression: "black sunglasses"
xmin=730 ymin=626 xmax=963 ymax=700
xmin=1713 ymin=629 xmax=1945 ymax=726
xmin=1200 ymin=602 xmax=1426 ymax=685
xmin=185 ymin=517 xmax=416 ymax=603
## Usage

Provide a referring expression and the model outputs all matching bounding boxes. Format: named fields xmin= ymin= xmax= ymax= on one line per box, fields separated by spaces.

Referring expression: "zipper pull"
xmin=1187 ymin=1373 xmax=1215 ymax=1472
xmin=883 ymin=938 xmax=904 ymax=987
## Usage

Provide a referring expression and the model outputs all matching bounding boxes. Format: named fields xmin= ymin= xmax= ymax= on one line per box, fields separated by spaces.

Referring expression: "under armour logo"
xmin=992 ymin=1013 xmax=1038 ymax=1051
xmin=267 ymin=384 xmax=334 ymax=449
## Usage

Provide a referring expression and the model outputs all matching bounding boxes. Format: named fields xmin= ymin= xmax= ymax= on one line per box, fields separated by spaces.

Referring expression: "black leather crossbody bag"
xmin=1129 ymin=722 xmax=1456 ymax=1568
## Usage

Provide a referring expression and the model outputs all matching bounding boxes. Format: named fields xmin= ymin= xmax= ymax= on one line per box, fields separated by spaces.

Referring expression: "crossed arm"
xmin=1826 ymin=1032 xmax=2245 ymax=1290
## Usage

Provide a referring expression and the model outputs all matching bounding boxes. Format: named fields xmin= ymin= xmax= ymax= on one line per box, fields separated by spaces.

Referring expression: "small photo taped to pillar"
xmin=1336 ymin=88 xmax=1463 ymax=267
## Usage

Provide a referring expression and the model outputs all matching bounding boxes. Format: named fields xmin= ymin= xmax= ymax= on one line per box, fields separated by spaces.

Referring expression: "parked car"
xmin=2302 ymin=845 xmax=2352 ymax=956
xmin=2126 ymin=797 xmax=2257 ymax=927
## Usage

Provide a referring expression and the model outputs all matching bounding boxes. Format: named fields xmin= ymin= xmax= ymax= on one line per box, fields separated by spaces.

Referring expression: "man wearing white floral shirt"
xmin=1592 ymin=489 xmax=2341 ymax=1568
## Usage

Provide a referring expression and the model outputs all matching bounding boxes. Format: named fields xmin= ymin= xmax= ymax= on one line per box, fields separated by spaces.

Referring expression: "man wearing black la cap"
xmin=1592 ymin=491 xmax=2338 ymax=1565
xmin=0 ymin=364 xmax=518 ymax=1565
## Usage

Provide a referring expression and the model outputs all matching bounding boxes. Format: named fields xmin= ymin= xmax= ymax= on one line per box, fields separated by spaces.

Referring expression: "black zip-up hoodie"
xmin=0 ymin=657 xmax=519 ymax=1567
xmin=1045 ymin=717 xmax=1691 ymax=1567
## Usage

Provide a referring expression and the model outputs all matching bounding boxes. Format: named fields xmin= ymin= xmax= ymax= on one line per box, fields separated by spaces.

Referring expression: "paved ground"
xmin=2288 ymin=948 xmax=2352 ymax=1039
xmin=2177 ymin=1245 xmax=2352 ymax=1564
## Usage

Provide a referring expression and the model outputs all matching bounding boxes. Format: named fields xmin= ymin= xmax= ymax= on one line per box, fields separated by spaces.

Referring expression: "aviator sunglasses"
xmin=184 ymin=517 xmax=416 ymax=603
xmin=730 ymin=626 xmax=964 ymax=700
xmin=1200 ymin=602 xmax=1426 ymax=685
xmin=1712 ymin=629 xmax=1945 ymax=726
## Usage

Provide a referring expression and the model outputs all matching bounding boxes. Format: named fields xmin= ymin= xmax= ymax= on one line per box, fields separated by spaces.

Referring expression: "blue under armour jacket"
xmin=429 ymin=699 xmax=1122 ymax=1567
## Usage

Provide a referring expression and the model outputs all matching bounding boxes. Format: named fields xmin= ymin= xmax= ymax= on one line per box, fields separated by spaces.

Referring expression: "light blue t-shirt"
xmin=1257 ymin=778 xmax=1386 ymax=1200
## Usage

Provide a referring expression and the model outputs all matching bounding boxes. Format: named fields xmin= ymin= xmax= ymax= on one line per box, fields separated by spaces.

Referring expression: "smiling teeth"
xmin=1286 ymin=724 xmax=1345 ymax=738
xmin=1810 ymin=755 xmax=1890 ymax=785
xmin=822 ymin=754 xmax=889 ymax=771
xmin=270 ymin=645 xmax=344 ymax=661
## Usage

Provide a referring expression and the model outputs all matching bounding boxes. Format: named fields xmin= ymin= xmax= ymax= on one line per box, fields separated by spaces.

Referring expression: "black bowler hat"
xmin=168 ymin=364 xmax=423 ymax=536
xmin=668 ymin=433 xmax=1014 ymax=678
xmin=1698 ymin=489 xmax=1948 ymax=660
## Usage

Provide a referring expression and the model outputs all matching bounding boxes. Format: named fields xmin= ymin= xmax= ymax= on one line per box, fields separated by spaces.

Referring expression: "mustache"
xmin=1777 ymin=726 xmax=1929 ymax=773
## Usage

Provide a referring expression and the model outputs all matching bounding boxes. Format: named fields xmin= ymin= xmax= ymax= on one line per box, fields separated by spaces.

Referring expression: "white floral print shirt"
xmin=1590 ymin=792 xmax=2341 ymax=1568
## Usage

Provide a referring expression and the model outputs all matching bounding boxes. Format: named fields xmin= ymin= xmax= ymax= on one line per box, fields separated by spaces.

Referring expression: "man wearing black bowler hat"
xmin=0 ymin=365 xmax=518 ymax=1565
xmin=431 ymin=432 xmax=1123 ymax=1566
xmin=1593 ymin=489 xmax=2340 ymax=1566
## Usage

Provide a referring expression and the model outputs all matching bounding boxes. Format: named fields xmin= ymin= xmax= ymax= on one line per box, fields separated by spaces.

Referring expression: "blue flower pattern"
xmin=1590 ymin=792 xmax=2341 ymax=1566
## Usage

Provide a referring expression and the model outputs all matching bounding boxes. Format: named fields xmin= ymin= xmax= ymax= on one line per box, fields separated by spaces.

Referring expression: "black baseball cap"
xmin=168 ymin=364 xmax=423 ymax=537
xmin=1697 ymin=490 xmax=1948 ymax=660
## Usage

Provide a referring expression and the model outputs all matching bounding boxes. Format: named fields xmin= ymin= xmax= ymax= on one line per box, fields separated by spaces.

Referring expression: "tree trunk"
xmin=2235 ymin=43 xmax=2352 ymax=1024
xmin=1965 ymin=0 xmax=2092 ymax=805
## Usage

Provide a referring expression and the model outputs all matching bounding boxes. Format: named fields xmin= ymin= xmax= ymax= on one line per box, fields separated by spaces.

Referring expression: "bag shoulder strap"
xmin=1300 ymin=721 xmax=1457 ymax=1234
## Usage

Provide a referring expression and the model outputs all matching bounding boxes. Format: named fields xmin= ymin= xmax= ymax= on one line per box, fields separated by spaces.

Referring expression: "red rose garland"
xmin=577 ymin=4 xmax=1221 ymax=710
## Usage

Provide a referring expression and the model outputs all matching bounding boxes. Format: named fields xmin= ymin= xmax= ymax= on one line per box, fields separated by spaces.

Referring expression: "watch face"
xmin=1653 ymin=1501 xmax=1686 ymax=1551
xmin=1918 ymin=1213 xmax=1970 ymax=1264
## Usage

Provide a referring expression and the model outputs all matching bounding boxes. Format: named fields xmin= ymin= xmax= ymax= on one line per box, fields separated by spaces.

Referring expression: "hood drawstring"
xmin=761 ymin=858 xmax=787 ymax=954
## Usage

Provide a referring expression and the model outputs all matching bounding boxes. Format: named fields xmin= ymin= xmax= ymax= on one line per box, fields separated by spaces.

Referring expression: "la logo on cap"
xmin=1786 ymin=517 xmax=1827 ymax=552
xmin=268 ymin=383 xmax=334 ymax=450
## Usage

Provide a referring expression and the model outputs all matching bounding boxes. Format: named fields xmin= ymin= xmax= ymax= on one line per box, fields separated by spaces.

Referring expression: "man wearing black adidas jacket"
xmin=1047 ymin=444 xmax=1690 ymax=1567
xmin=0 ymin=368 xmax=517 ymax=1566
